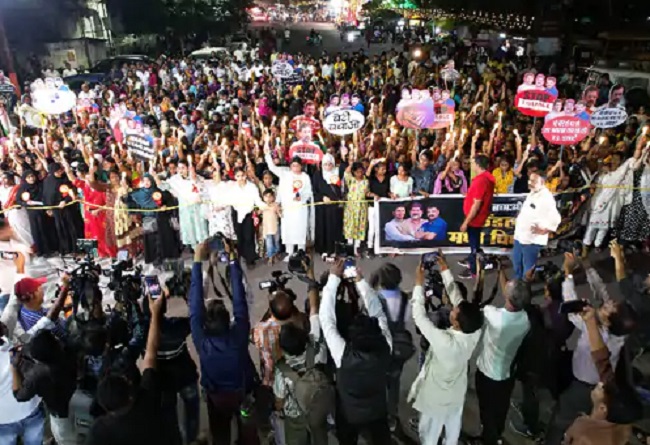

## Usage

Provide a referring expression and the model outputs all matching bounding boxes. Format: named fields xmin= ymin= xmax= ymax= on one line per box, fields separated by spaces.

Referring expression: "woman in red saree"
xmin=65 ymin=162 xmax=116 ymax=258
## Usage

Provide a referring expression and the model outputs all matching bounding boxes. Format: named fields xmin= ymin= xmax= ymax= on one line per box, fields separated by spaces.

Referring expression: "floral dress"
xmin=343 ymin=172 xmax=369 ymax=241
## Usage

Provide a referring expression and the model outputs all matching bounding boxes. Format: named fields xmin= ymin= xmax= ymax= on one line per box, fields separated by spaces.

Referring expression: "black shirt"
xmin=85 ymin=369 xmax=169 ymax=445
xmin=369 ymin=175 xmax=390 ymax=198
xmin=14 ymin=353 xmax=76 ymax=418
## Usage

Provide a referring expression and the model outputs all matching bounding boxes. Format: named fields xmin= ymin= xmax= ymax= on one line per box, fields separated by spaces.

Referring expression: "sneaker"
xmin=458 ymin=259 xmax=471 ymax=268
xmin=509 ymin=419 xmax=536 ymax=440
xmin=458 ymin=269 xmax=475 ymax=280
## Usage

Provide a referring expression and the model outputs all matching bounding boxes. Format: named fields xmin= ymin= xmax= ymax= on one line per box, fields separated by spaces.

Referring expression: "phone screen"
xmin=117 ymin=250 xmax=129 ymax=262
xmin=343 ymin=258 xmax=357 ymax=279
xmin=421 ymin=252 xmax=439 ymax=264
xmin=559 ymin=300 xmax=588 ymax=315
xmin=143 ymin=275 xmax=162 ymax=299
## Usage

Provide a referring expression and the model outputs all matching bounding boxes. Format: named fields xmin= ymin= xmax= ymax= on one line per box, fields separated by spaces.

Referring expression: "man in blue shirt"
xmin=189 ymin=239 xmax=259 ymax=445
xmin=420 ymin=206 xmax=448 ymax=242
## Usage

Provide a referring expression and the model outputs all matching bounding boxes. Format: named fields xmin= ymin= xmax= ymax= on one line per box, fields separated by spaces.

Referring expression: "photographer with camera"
xmin=544 ymin=252 xmax=639 ymax=445
xmin=10 ymin=275 xmax=77 ymax=445
xmin=320 ymin=258 xmax=393 ymax=445
xmin=370 ymin=263 xmax=413 ymax=432
xmin=0 ymin=270 xmax=69 ymax=444
xmin=474 ymin=268 xmax=531 ymax=445
xmin=562 ymin=304 xmax=643 ymax=445
xmin=408 ymin=251 xmax=484 ymax=445
xmin=273 ymin=248 xmax=331 ymax=445
xmin=85 ymin=292 xmax=168 ymax=445
xmin=189 ymin=237 xmax=259 ymax=445
xmin=155 ymin=292 xmax=201 ymax=445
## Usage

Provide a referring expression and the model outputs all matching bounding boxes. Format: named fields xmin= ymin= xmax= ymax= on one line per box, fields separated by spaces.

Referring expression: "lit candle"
xmin=188 ymin=154 xmax=192 ymax=165
xmin=445 ymin=132 xmax=451 ymax=141
xmin=599 ymin=136 xmax=606 ymax=145
xmin=475 ymin=129 xmax=480 ymax=136
xmin=493 ymin=123 xmax=499 ymax=131
xmin=122 ymin=172 xmax=127 ymax=181
xmin=513 ymin=129 xmax=519 ymax=137
xmin=462 ymin=128 xmax=468 ymax=135
xmin=111 ymin=144 xmax=116 ymax=157
xmin=498 ymin=111 xmax=503 ymax=123
xmin=643 ymin=126 xmax=648 ymax=136
xmin=271 ymin=116 xmax=277 ymax=125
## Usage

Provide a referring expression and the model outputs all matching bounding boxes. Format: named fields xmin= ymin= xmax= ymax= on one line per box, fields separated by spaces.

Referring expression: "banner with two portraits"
xmin=376 ymin=193 xmax=583 ymax=254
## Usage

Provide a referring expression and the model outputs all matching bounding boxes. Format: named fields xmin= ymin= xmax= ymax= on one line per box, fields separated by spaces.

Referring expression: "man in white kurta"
xmin=265 ymin=151 xmax=314 ymax=259
xmin=164 ymin=161 xmax=208 ymax=248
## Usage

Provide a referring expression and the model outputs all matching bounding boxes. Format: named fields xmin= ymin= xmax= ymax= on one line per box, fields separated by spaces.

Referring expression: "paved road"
xmin=250 ymin=20 xmax=396 ymax=57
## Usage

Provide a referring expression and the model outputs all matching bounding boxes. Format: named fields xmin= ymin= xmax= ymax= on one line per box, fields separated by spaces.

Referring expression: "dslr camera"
xmin=259 ymin=270 xmax=293 ymax=294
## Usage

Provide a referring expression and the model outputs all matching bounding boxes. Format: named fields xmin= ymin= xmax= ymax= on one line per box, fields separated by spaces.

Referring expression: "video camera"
xmin=104 ymin=252 xmax=143 ymax=304
xmin=420 ymin=252 xmax=444 ymax=300
xmin=259 ymin=270 xmax=293 ymax=294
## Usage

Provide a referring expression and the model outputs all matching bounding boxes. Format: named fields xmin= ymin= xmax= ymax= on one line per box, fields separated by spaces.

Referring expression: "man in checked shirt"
xmin=253 ymin=291 xmax=304 ymax=386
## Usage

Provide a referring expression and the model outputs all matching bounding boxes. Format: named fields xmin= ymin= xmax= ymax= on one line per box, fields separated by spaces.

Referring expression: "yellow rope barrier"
xmin=1 ymin=182 xmax=649 ymax=217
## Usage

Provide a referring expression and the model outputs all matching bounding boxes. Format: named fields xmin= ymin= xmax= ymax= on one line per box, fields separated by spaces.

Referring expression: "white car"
xmin=189 ymin=47 xmax=229 ymax=60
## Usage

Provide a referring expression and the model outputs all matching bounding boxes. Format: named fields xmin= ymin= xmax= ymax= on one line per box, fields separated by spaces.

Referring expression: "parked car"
xmin=63 ymin=54 xmax=152 ymax=88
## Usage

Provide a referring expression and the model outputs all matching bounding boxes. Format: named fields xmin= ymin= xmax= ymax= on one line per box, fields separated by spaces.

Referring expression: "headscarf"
xmin=128 ymin=174 xmax=159 ymax=210
xmin=321 ymin=153 xmax=337 ymax=184
xmin=43 ymin=162 xmax=72 ymax=206
xmin=16 ymin=169 xmax=43 ymax=204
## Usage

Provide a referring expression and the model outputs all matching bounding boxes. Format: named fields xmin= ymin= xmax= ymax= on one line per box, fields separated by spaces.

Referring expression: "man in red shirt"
xmin=459 ymin=154 xmax=495 ymax=279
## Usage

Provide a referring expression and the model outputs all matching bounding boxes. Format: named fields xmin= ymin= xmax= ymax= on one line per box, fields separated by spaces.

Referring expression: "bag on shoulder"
xmin=383 ymin=292 xmax=416 ymax=364
xmin=276 ymin=346 xmax=334 ymax=428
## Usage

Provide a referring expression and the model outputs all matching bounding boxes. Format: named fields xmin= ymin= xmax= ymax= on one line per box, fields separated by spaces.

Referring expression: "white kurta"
xmin=265 ymin=153 xmax=314 ymax=245
xmin=0 ymin=185 xmax=33 ymax=248
xmin=165 ymin=174 xmax=208 ymax=247
xmin=203 ymin=181 xmax=236 ymax=240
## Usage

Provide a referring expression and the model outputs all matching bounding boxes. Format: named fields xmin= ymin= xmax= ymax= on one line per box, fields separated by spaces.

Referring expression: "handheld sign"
xmin=323 ymin=110 xmax=365 ymax=136
xmin=271 ymin=62 xmax=294 ymax=79
xmin=515 ymin=72 xmax=558 ymax=118
xmin=125 ymin=134 xmax=155 ymax=161
xmin=30 ymin=77 xmax=77 ymax=116
xmin=590 ymin=106 xmax=628 ymax=129
xmin=541 ymin=116 xmax=590 ymax=145
xmin=396 ymin=88 xmax=435 ymax=130
xmin=288 ymin=142 xmax=324 ymax=165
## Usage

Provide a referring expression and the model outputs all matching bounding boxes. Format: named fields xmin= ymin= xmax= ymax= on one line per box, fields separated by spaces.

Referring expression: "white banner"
xmin=271 ymin=62 xmax=294 ymax=79
xmin=590 ymin=106 xmax=628 ymax=129
xmin=323 ymin=109 xmax=365 ymax=135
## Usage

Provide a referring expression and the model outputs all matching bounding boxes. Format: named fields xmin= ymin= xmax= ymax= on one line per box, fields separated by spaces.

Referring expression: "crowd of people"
xmin=0 ymin=24 xmax=647 ymax=445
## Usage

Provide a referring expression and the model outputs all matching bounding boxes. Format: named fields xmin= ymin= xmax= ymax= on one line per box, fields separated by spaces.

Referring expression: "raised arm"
xmin=319 ymin=263 xmax=347 ymax=368
xmin=189 ymin=242 xmax=207 ymax=348
xmin=355 ymin=277 xmax=392 ymax=351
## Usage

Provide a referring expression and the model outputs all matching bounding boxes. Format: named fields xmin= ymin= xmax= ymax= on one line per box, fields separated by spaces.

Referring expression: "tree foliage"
xmin=106 ymin=0 xmax=250 ymax=36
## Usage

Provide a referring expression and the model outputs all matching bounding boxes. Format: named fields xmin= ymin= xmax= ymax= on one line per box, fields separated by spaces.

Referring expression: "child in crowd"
xmin=262 ymin=188 xmax=281 ymax=264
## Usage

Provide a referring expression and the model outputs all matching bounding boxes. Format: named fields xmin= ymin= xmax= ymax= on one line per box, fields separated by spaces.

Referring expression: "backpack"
xmin=382 ymin=292 xmax=416 ymax=364
xmin=275 ymin=346 xmax=334 ymax=428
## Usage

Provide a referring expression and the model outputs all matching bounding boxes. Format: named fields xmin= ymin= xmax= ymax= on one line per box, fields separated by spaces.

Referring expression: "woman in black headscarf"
xmin=16 ymin=169 xmax=57 ymax=255
xmin=123 ymin=173 xmax=181 ymax=265
xmin=42 ymin=162 xmax=84 ymax=254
